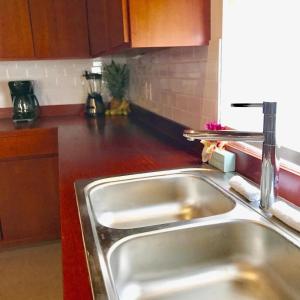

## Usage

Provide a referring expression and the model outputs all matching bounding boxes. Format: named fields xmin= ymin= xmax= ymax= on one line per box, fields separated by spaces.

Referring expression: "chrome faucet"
xmin=183 ymin=102 xmax=279 ymax=211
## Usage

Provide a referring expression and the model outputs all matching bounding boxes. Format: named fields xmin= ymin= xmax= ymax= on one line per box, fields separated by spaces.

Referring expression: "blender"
xmin=83 ymin=71 xmax=106 ymax=117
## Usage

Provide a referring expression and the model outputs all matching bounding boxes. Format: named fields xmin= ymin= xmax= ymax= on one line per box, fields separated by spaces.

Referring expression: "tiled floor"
xmin=0 ymin=241 xmax=63 ymax=300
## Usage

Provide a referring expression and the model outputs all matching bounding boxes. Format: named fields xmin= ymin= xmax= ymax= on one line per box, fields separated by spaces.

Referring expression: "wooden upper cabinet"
xmin=0 ymin=0 xmax=34 ymax=59
xmin=129 ymin=0 xmax=210 ymax=47
xmin=0 ymin=0 xmax=210 ymax=59
xmin=87 ymin=0 xmax=129 ymax=55
xmin=106 ymin=0 xmax=130 ymax=49
xmin=88 ymin=0 xmax=210 ymax=56
xmin=87 ymin=0 xmax=108 ymax=56
xmin=29 ymin=0 xmax=90 ymax=58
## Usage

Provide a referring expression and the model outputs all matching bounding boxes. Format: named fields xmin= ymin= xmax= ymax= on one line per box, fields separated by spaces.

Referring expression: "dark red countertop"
xmin=2 ymin=111 xmax=300 ymax=299
xmin=0 ymin=115 xmax=199 ymax=299
xmin=57 ymin=116 xmax=199 ymax=300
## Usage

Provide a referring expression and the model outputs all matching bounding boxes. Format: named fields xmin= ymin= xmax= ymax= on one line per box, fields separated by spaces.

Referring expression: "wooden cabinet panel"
xmin=106 ymin=0 xmax=130 ymax=49
xmin=0 ymin=0 xmax=210 ymax=59
xmin=0 ymin=0 xmax=34 ymax=59
xmin=87 ymin=0 xmax=108 ymax=56
xmin=0 ymin=128 xmax=58 ymax=159
xmin=129 ymin=0 xmax=210 ymax=47
xmin=0 ymin=156 xmax=60 ymax=243
xmin=0 ymin=218 xmax=3 ymax=240
xmin=88 ymin=0 xmax=210 ymax=56
xmin=54 ymin=0 xmax=90 ymax=57
xmin=0 ymin=127 xmax=60 ymax=247
xmin=87 ymin=0 xmax=129 ymax=55
xmin=30 ymin=0 xmax=90 ymax=58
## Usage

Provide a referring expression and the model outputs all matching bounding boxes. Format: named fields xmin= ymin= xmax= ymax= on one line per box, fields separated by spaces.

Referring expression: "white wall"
xmin=220 ymin=0 xmax=300 ymax=152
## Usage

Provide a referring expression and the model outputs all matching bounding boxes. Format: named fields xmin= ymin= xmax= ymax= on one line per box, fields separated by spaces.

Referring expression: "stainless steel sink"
xmin=75 ymin=167 xmax=300 ymax=300
xmin=88 ymin=172 xmax=235 ymax=229
xmin=108 ymin=221 xmax=300 ymax=300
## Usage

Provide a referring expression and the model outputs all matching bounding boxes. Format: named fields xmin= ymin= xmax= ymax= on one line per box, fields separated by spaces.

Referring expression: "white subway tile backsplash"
xmin=193 ymin=46 xmax=209 ymax=61
xmin=7 ymin=63 xmax=28 ymax=80
xmin=26 ymin=63 xmax=45 ymax=80
xmin=0 ymin=59 xmax=100 ymax=108
xmin=0 ymin=69 xmax=7 ymax=80
xmin=203 ymin=79 xmax=218 ymax=101
xmin=174 ymin=94 xmax=188 ymax=111
xmin=0 ymin=45 xmax=219 ymax=128
xmin=128 ymin=42 xmax=219 ymax=129
xmin=0 ymin=81 xmax=11 ymax=107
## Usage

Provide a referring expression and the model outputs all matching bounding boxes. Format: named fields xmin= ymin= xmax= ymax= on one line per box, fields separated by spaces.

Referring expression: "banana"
xmin=105 ymin=99 xmax=130 ymax=116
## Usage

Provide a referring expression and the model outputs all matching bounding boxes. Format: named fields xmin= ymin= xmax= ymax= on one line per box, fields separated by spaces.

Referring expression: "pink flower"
xmin=205 ymin=121 xmax=226 ymax=131
xmin=201 ymin=122 xmax=227 ymax=161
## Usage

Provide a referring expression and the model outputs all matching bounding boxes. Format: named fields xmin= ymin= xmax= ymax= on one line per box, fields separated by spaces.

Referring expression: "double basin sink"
xmin=75 ymin=167 xmax=300 ymax=300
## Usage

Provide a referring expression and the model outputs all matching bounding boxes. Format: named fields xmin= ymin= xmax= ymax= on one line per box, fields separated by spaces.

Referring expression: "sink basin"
xmin=108 ymin=221 xmax=300 ymax=300
xmin=88 ymin=173 xmax=235 ymax=229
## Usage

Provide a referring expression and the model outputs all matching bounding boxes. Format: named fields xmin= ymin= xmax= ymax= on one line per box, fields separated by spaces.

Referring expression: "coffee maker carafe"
xmin=8 ymin=81 xmax=40 ymax=122
xmin=83 ymin=71 xmax=105 ymax=117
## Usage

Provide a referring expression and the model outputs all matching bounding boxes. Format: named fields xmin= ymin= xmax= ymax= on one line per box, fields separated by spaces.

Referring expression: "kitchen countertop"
xmin=0 ymin=115 xmax=200 ymax=299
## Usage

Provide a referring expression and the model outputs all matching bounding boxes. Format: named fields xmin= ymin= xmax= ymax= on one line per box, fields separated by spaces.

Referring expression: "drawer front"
xmin=0 ymin=127 xmax=58 ymax=159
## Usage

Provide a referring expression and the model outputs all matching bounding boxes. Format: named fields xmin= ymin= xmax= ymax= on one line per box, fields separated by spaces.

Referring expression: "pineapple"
xmin=103 ymin=60 xmax=130 ymax=115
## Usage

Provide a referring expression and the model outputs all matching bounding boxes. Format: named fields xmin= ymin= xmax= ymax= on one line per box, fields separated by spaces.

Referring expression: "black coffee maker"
xmin=8 ymin=81 xmax=40 ymax=122
xmin=83 ymin=71 xmax=105 ymax=117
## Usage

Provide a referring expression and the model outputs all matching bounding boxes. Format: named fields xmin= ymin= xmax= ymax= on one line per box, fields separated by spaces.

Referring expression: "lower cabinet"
xmin=0 ymin=127 xmax=60 ymax=247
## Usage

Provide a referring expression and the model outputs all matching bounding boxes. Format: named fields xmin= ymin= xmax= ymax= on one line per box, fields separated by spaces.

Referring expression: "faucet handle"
xmin=231 ymin=102 xmax=277 ymax=114
xmin=231 ymin=103 xmax=263 ymax=107
xmin=263 ymin=102 xmax=277 ymax=114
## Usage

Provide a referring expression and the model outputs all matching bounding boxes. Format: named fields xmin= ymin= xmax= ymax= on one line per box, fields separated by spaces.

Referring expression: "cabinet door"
xmin=0 ymin=156 xmax=60 ymax=243
xmin=129 ymin=0 xmax=210 ymax=47
xmin=0 ymin=0 xmax=34 ymax=59
xmin=106 ymin=0 xmax=130 ymax=49
xmin=30 ymin=0 xmax=90 ymax=58
xmin=87 ymin=0 xmax=108 ymax=56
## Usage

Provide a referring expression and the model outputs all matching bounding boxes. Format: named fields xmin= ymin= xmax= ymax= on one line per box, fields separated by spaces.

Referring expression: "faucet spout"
xmin=183 ymin=102 xmax=278 ymax=212
xmin=183 ymin=129 xmax=264 ymax=142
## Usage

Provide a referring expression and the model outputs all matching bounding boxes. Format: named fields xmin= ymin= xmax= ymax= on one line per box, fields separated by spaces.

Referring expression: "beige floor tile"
xmin=0 ymin=241 xmax=63 ymax=300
